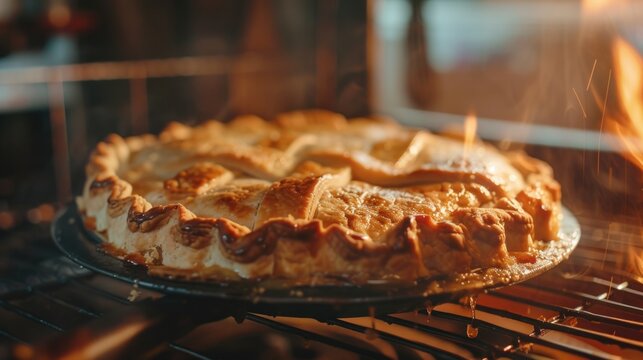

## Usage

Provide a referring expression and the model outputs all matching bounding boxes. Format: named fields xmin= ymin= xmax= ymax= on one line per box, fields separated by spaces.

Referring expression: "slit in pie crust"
xmin=78 ymin=110 xmax=561 ymax=281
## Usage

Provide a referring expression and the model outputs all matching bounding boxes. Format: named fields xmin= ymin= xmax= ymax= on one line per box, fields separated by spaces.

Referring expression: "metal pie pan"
xmin=52 ymin=203 xmax=580 ymax=317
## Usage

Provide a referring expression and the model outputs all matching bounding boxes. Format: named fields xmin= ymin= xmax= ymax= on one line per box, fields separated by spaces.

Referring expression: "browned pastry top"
xmin=79 ymin=110 xmax=561 ymax=280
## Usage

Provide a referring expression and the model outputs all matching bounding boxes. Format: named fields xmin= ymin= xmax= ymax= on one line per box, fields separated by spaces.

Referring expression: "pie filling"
xmin=79 ymin=110 xmax=561 ymax=281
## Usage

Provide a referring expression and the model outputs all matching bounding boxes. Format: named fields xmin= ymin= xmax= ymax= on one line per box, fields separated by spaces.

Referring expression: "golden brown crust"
xmin=79 ymin=110 xmax=562 ymax=280
xmin=163 ymin=163 xmax=232 ymax=197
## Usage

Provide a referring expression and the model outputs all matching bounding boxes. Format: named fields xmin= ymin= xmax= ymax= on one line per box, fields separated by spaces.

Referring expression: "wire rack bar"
xmin=475 ymin=304 xmax=643 ymax=351
xmin=428 ymin=309 xmax=619 ymax=360
xmin=0 ymin=329 xmax=25 ymax=344
xmin=1 ymin=222 xmax=641 ymax=359
xmin=563 ymin=276 xmax=643 ymax=298
xmin=168 ymin=343 xmax=215 ymax=360
xmin=30 ymin=289 xmax=100 ymax=318
xmin=68 ymin=279 xmax=132 ymax=305
xmin=377 ymin=314 xmax=495 ymax=358
xmin=0 ymin=300 xmax=64 ymax=332
xmin=247 ymin=314 xmax=391 ymax=360
xmin=521 ymin=283 xmax=643 ymax=315
xmin=327 ymin=318 xmax=469 ymax=360
xmin=489 ymin=291 xmax=642 ymax=329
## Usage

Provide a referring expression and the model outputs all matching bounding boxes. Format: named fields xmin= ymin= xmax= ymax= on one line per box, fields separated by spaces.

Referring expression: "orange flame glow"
xmin=606 ymin=37 xmax=643 ymax=170
xmin=626 ymin=234 xmax=643 ymax=283
xmin=581 ymin=0 xmax=642 ymax=282
xmin=463 ymin=113 xmax=477 ymax=159
xmin=604 ymin=26 xmax=643 ymax=281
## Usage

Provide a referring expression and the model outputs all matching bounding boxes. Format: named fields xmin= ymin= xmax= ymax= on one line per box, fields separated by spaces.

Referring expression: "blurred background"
xmin=0 ymin=0 xmax=641 ymax=232
xmin=0 ymin=2 xmax=641 ymax=358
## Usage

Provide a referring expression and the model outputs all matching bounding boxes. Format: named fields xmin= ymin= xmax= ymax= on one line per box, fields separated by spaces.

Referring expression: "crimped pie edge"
xmin=78 ymin=112 xmax=561 ymax=280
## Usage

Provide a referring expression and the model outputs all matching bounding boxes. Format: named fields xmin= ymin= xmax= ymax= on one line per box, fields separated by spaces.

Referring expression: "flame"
xmin=605 ymin=37 xmax=643 ymax=170
xmin=605 ymin=27 xmax=643 ymax=281
xmin=626 ymin=234 xmax=643 ymax=283
xmin=612 ymin=37 xmax=643 ymax=137
xmin=580 ymin=0 xmax=642 ymax=282
xmin=60 ymin=321 xmax=149 ymax=360
xmin=463 ymin=112 xmax=477 ymax=159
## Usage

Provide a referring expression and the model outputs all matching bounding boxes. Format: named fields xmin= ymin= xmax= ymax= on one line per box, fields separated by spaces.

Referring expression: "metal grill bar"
xmin=0 ymin=268 xmax=88 ymax=299
xmin=327 ymin=318 xmax=469 ymax=360
xmin=0 ymin=272 xmax=640 ymax=358
xmin=0 ymin=300 xmax=64 ymax=332
xmin=521 ymin=283 xmax=643 ymax=315
xmin=0 ymin=280 xmax=32 ymax=299
xmin=0 ymin=330 xmax=24 ymax=344
xmin=562 ymin=276 xmax=643 ymax=298
xmin=68 ymin=280 xmax=132 ymax=305
xmin=566 ymin=267 xmax=643 ymax=285
xmin=31 ymin=289 xmax=100 ymax=318
xmin=167 ymin=343 xmax=213 ymax=360
xmin=489 ymin=291 xmax=642 ymax=328
xmin=1 ymin=222 xmax=642 ymax=359
xmin=475 ymin=303 xmax=643 ymax=351
xmin=427 ymin=309 xmax=619 ymax=360
xmin=247 ymin=314 xmax=390 ymax=360
xmin=377 ymin=314 xmax=495 ymax=357
xmin=30 ymin=281 xmax=212 ymax=360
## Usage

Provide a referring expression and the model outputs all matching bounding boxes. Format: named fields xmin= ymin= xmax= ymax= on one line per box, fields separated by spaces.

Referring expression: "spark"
xmin=462 ymin=112 xmax=477 ymax=162
xmin=597 ymin=69 xmax=612 ymax=173
xmin=586 ymin=59 xmax=598 ymax=91
xmin=561 ymin=264 xmax=592 ymax=279
xmin=601 ymin=222 xmax=613 ymax=271
xmin=572 ymin=87 xmax=588 ymax=119
xmin=606 ymin=275 xmax=614 ymax=300
xmin=464 ymin=114 xmax=477 ymax=147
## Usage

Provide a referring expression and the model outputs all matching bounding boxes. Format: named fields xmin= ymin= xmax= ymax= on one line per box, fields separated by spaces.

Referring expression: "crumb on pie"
xmin=78 ymin=110 xmax=561 ymax=281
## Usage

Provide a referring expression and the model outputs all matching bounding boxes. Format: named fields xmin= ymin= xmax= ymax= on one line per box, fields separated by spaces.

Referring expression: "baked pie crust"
xmin=78 ymin=110 xmax=561 ymax=281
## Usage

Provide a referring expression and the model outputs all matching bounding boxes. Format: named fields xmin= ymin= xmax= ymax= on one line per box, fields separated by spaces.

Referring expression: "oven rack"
xmin=0 ymin=214 xmax=640 ymax=359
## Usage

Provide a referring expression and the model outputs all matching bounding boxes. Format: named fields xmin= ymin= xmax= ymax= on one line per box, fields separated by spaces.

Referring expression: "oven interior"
xmin=0 ymin=1 xmax=641 ymax=359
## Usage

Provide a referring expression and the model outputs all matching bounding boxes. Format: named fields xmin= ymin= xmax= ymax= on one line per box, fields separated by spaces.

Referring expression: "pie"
xmin=78 ymin=110 xmax=561 ymax=281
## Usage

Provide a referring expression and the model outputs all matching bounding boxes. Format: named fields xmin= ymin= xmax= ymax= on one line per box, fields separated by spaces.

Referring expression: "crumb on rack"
xmin=127 ymin=283 xmax=142 ymax=302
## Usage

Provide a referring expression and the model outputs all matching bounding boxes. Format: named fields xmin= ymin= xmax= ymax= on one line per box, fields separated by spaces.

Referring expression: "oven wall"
xmin=0 ymin=0 xmax=369 ymax=216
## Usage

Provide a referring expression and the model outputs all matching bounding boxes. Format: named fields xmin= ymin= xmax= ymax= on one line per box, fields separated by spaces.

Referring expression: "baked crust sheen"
xmin=79 ymin=110 xmax=561 ymax=280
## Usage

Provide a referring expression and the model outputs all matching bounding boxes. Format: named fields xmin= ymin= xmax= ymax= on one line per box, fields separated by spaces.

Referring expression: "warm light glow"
xmin=582 ymin=0 xmax=625 ymax=13
xmin=606 ymin=37 xmax=643 ymax=170
xmin=61 ymin=321 xmax=149 ymax=360
xmin=613 ymin=38 xmax=643 ymax=137
xmin=601 ymin=21 xmax=643 ymax=280
xmin=463 ymin=112 xmax=477 ymax=159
